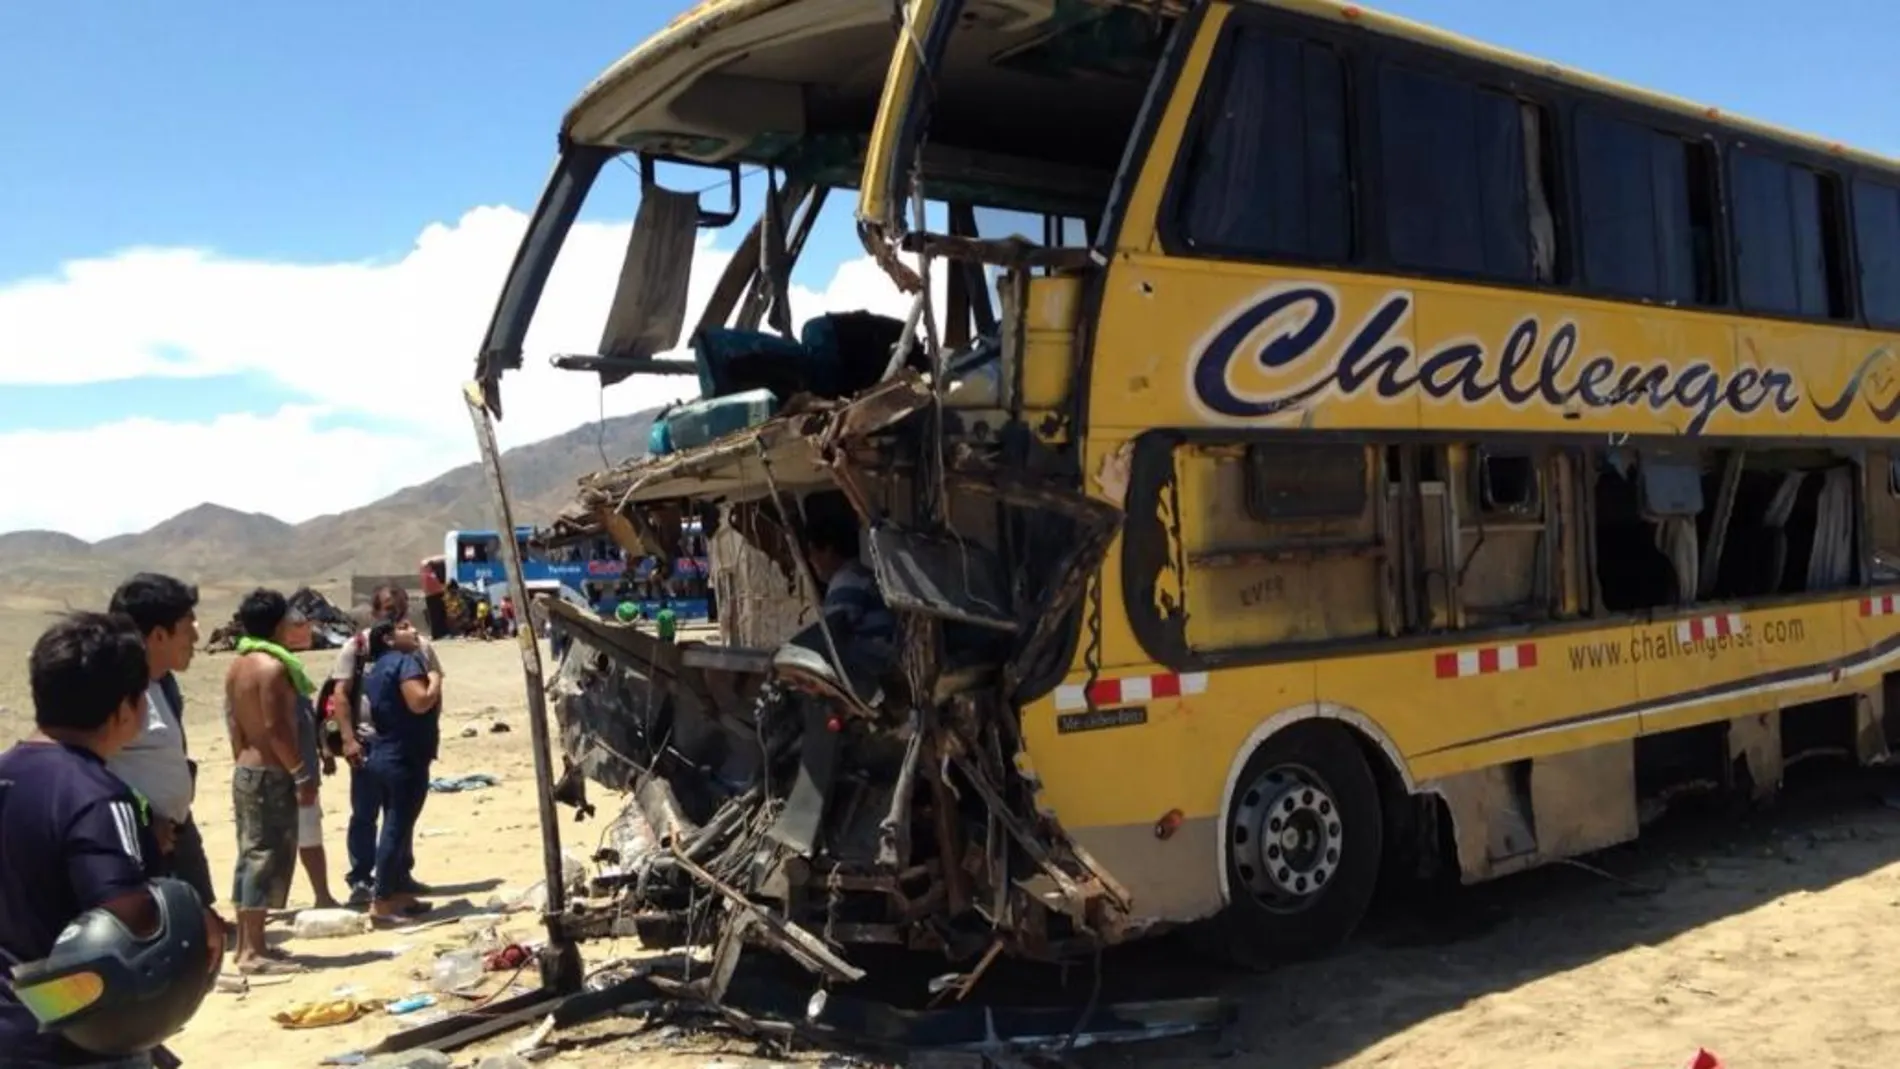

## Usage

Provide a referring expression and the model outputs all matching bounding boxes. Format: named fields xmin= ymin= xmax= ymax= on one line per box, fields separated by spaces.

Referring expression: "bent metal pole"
xmin=461 ymin=380 xmax=583 ymax=994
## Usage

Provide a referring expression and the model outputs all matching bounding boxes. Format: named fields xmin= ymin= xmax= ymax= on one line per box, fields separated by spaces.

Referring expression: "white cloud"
xmin=0 ymin=201 xmax=934 ymax=540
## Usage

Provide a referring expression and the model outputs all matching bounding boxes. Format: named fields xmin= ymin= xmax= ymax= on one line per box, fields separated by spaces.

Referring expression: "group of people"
xmin=467 ymin=591 xmax=516 ymax=640
xmin=0 ymin=578 xmax=449 ymax=1067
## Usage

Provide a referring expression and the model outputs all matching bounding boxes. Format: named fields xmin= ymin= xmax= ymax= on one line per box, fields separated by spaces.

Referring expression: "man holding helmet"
xmin=0 ymin=613 xmax=223 ymax=1067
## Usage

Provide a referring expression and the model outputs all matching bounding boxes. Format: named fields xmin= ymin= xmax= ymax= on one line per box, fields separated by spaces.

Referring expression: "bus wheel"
xmin=1200 ymin=722 xmax=1383 ymax=967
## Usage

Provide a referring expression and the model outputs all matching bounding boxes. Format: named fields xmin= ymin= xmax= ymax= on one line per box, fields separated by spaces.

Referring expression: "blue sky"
xmin=1 ymin=0 xmax=1895 ymax=538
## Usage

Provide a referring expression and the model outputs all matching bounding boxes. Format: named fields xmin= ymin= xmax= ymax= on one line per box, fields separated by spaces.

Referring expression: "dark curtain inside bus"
xmin=1178 ymin=27 xmax=1350 ymax=260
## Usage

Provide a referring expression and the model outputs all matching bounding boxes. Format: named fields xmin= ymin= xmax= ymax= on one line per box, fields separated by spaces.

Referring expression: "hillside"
xmin=288 ymin=409 xmax=657 ymax=575
xmin=2 ymin=409 xmax=657 ymax=583
xmin=96 ymin=504 xmax=298 ymax=576
xmin=0 ymin=530 xmax=93 ymax=558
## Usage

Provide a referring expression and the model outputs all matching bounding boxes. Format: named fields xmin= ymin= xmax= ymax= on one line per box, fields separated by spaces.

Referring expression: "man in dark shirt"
xmin=802 ymin=498 xmax=898 ymax=680
xmin=359 ymin=619 xmax=441 ymax=922
xmin=327 ymin=584 xmax=444 ymax=906
xmin=1 ymin=613 xmax=171 ymax=1068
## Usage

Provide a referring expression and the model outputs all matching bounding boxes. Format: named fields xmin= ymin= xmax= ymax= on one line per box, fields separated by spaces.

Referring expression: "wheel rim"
xmin=1231 ymin=764 xmax=1344 ymax=912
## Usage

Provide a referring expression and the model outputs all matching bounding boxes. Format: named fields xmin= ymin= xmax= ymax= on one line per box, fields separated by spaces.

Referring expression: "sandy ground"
xmin=9 ymin=591 xmax=1900 ymax=1068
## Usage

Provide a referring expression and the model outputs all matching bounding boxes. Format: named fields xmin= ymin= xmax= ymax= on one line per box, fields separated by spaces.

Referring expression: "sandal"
xmin=238 ymin=957 xmax=307 ymax=976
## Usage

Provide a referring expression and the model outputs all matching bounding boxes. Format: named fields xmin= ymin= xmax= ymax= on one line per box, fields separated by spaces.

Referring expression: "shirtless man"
xmin=222 ymin=589 xmax=311 ymax=974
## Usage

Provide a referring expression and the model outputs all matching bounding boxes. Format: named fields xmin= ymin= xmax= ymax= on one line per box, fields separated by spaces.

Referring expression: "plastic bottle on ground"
xmin=292 ymin=908 xmax=373 ymax=939
xmin=430 ymin=948 xmax=484 ymax=993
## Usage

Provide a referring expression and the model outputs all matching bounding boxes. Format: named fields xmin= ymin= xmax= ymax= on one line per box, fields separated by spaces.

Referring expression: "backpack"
xmin=315 ymin=631 xmax=370 ymax=757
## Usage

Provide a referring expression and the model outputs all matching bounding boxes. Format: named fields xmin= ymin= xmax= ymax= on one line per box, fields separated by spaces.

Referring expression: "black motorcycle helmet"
xmin=10 ymin=878 xmax=219 ymax=1056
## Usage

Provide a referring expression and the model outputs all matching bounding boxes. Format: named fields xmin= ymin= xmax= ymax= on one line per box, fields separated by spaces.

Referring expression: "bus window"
xmin=1853 ymin=178 xmax=1900 ymax=328
xmin=1595 ymin=451 xmax=1708 ymax=611
xmin=1456 ymin=447 xmax=1556 ymax=623
xmin=1376 ymin=65 xmax=1557 ymax=283
xmin=1175 ymin=26 xmax=1351 ymax=262
xmin=1704 ymin=450 xmax=1860 ymax=599
xmin=1730 ymin=149 xmax=1851 ymax=320
xmin=1574 ymin=108 xmax=1722 ymax=306
xmin=1477 ymin=449 xmax=1540 ymax=516
xmin=1870 ymin=453 xmax=1900 ymax=581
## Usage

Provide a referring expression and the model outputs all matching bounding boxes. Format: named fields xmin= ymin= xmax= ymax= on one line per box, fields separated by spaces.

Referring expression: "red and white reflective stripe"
xmin=1677 ymin=614 xmax=1743 ymax=643
xmin=1053 ymin=672 xmax=1208 ymax=712
xmin=1434 ymin=642 xmax=1538 ymax=680
xmin=1863 ymin=595 xmax=1900 ymax=617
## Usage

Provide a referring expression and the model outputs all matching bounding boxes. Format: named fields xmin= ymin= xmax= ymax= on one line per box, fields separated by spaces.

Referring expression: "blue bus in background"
xmin=442 ymin=523 xmax=711 ymax=621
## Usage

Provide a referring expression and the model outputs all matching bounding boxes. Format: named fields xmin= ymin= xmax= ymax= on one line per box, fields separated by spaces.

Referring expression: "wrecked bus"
xmin=471 ymin=0 xmax=1900 ymax=977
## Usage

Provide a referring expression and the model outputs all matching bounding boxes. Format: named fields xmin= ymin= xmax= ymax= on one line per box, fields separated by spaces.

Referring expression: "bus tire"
xmin=1193 ymin=721 xmax=1383 ymax=968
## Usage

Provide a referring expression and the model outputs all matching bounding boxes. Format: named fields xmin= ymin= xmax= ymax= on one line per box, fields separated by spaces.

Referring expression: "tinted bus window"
xmin=1177 ymin=26 xmax=1350 ymax=261
xmin=1574 ymin=109 xmax=1721 ymax=305
xmin=1730 ymin=148 xmax=1849 ymax=319
xmin=1377 ymin=65 xmax=1550 ymax=282
xmin=1855 ymin=178 xmax=1900 ymax=328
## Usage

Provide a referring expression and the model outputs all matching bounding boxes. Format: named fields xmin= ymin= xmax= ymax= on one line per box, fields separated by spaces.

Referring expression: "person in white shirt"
xmin=105 ymin=573 xmax=221 ymax=927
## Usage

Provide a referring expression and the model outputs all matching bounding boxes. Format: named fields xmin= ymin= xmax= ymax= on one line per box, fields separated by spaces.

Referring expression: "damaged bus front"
xmin=473 ymin=0 xmax=1187 ymax=978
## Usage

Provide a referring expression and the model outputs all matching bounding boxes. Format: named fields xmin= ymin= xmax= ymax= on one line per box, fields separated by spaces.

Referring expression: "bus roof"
xmin=567 ymin=0 xmax=1895 ymax=174
xmin=450 ymin=527 xmax=535 ymax=540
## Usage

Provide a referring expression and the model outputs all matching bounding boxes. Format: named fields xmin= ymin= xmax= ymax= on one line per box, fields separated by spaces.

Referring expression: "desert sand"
xmin=9 ymin=586 xmax=1900 ymax=1068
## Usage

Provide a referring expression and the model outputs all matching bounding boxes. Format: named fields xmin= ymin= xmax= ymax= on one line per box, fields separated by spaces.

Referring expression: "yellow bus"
xmin=477 ymin=0 xmax=1900 ymax=970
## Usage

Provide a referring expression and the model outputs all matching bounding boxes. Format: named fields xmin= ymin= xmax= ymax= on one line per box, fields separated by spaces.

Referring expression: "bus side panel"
xmin=1722 ymin=321 xmax=1849 ymax=438
xmin=1017 ymin=658 xmax=1318 ymax=925
xmin=1637 ymin=601 xmax=1852 ymax=738
xmin=1087 ymin=257 xmax=1425 ymax=437
xmin=1333 ymin=622 xmax=1640 ymax=783
xmin=1841 ymin=592 xmax=1900 ymax=762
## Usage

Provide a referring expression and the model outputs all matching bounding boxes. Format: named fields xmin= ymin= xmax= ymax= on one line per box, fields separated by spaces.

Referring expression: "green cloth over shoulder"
xmin=235 ymin=636 xmax=317 ymax=697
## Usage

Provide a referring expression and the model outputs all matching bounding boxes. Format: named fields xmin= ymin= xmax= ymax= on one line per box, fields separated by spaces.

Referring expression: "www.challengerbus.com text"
xmin=1567 ymin=617 xmax=1808 ymax=671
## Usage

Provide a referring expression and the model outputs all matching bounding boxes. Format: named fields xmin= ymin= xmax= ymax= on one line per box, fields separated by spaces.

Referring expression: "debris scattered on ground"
xmin=294 ymin=907 xmax=375 ymax=939
xmin=430 ymin=950 xmax=485 ymax=994
xmin=509 ymin=1014 xmax=557 ymax=1059
xmin=206 ymin=586 xmax=355 ymax=650
xmin=340 ymin=1050 xmax=452 ymax=1069
xmin=429 ymin=773 xmax=501 ymax=793
xmin=484 ymin=885 xmax=545 ymax=914
xmin=273 ymin=999 xmax=375 ymax=1030
xmin=484 ymin=944 xmax=532 ymax=972
xmin=385 ymin=994 xmax=437 ymax=1016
